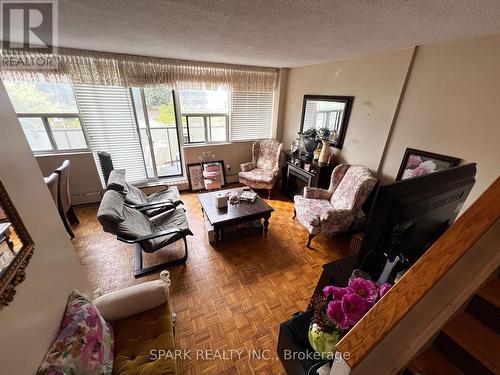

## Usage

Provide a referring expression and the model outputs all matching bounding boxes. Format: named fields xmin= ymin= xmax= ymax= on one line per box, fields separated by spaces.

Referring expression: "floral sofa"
xmin=238 ymin=139 xmax=283 ymax=198
xmin=37 ymin=271 xmax=177 ymax=375
xmin=293 ymin=164 xmax=377 ymax=247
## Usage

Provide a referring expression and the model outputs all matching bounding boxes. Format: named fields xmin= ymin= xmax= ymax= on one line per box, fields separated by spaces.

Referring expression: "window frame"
xmin=130 ymin=87 xmax=185 ymax=180
xmin=15 ymin=112 xmax=90 ymax=154
xmin=182 ymin=113 xmax=229 ymax=144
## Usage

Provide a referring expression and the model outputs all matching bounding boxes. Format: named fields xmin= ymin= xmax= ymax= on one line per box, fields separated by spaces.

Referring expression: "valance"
xmin=0 ymin=48 xmax=278 ymax=91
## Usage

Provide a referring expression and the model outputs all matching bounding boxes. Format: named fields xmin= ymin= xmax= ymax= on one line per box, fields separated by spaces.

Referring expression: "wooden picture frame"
xmin=202 ymin=160 xmax=226 ymax=187
xmin=300 ymin=95 xmax=354 ymax=149
xmin=186 ymin=163 xmax=205 ymax=191
xmin=0 ymin=180 xmax=34 ymax=309
xmin=396 ymin=148 xmax=460 ymax=181
xmin=187 ymin=160 xmax=227 ymax=191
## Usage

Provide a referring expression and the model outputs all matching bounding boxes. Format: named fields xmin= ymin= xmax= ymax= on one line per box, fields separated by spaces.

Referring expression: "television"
xmin=358 ymin=163 xmax=476 ymax=283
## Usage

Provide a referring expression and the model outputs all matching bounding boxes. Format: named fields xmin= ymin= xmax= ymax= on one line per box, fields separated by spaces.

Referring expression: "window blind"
xmin=230 ymin=91 xmax=274 ymax=141
xmin=73 ymin=85 xmax=147 ymax=184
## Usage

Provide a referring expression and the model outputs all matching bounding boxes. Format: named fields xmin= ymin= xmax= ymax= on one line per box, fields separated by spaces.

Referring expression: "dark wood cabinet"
xmin=281 ymin=150 xmax=335 ymax=199
xmin=277 ymin=255 xmax=359 ymax=374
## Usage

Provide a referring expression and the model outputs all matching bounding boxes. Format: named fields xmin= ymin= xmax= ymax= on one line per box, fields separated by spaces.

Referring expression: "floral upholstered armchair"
xmin=238 ymin=139 xmax=283 ymax=198
xmin=293 ymin=164 xmax=377 ymax=247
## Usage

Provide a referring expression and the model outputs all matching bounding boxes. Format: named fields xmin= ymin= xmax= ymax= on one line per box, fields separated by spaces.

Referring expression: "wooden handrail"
xmin=335 ymin=177 xmax=500 ymax=369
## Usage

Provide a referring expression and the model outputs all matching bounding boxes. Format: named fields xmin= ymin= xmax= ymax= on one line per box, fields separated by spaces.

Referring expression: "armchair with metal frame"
xmin=97 ymin=190 xmax=192 ymax=278
xmin=106 ymin=168 xmax=183 ymax=217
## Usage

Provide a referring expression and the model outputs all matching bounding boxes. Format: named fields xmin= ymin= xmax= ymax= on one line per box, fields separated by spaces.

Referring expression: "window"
xmin=230 ymin=91 xmax=274 ymax=141
xmin=178 ymin=89 xmax=229 ymax=144
xmin=74 ymin=85 xmax=148 ymax=183
xmin=3 ymin=81 xmax=88 ymax=152
xmin=131 ymin=87 xmax=183 ymax=178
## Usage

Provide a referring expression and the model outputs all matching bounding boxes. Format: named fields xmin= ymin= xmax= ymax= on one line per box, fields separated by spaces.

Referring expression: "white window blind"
xmin=73 ymin=85 xmax=147 ymax=184
xmin=230 ymin=91 xmax=274 ymax=141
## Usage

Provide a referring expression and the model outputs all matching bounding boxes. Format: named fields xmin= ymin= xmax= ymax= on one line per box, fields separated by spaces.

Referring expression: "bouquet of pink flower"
xmin=311 ymin=271 xmax=392 ymax=336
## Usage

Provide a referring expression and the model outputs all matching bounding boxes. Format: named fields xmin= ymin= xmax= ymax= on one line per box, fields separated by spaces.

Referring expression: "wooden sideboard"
xmin=280 ymin=150 xmax=335 ymax=199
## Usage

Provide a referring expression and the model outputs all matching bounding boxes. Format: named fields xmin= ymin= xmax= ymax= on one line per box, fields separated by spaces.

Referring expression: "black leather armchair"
xmin=97 ymin=190 xmax=192 ymax=278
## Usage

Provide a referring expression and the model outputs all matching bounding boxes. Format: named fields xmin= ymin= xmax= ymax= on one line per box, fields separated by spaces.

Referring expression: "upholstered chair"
xmin=37 ymin=271 xmax=177 ymax=375
xmin=238 ymin=139 xmax=283 ymax=198
xmin=55 ymin=160 xmax=79 ymax=239
xmin=293 ymin=164 xmax=377 ymax=247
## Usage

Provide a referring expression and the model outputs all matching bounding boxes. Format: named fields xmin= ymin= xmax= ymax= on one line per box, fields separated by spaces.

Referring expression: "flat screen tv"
xmin=358 ymin=163 xmax=476 ymax=283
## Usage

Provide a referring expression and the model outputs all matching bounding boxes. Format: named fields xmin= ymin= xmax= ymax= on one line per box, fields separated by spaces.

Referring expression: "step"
xmin=406 ymin=347 xmax=462 ymax=375
xmin=466 ymin=294 xmax=500 ymax=335
xmin=477 ymin=277 xmax=500 ymax=308
xmin=438 ymin=312 xmax=500 ymax=374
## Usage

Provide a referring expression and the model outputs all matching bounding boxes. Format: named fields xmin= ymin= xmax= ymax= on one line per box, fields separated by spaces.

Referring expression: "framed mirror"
xmin=0 ymin=180 xmax=34 ymax=309
xmin=300 ymin=95 xmax=354 ymax=149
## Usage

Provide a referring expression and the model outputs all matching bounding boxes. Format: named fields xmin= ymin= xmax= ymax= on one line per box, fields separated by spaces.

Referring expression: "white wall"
xmin=379 ymin=34 xmax=500 ymax=210
xmin=0 ymin=81 xmax=90 ymax=374
xmin=36 ymin=152 xmax=102 ymax=205
xmin=281 ymin=49 xmax=415 ymax=172
xmin=182 ymin=141 xmax=254 ymax=183
xmin=280 ymin=34 xmax=500 ymax=209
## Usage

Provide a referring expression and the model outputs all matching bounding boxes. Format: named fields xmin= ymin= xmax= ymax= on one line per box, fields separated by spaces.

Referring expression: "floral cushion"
xmin=293 ymin=196 xmax=333 ymax=234
xmin=37 ymin=291 xmax=114 ymax=375
xmin=255 ymin=139 xmax=281 ymax=172
xmin=330 ymin=166 xmax=376 ymax=210
xmin=238 ymin=168 xmax=276 ymax=184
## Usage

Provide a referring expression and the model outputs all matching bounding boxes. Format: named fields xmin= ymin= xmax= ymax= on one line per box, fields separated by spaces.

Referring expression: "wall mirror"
xmin=0 ymin=180 xmax=34 ymax=309
xmin=300 ymin=95 xmax=354 ymax=149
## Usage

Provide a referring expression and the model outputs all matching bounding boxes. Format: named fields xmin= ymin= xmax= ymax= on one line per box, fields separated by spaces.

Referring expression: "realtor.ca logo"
xmin=1 ymin=0 xmax=58 ymax=68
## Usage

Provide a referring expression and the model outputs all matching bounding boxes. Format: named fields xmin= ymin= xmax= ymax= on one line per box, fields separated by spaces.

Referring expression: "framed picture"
xmin=186 ymin=163 xmax=205 ymax=191
xmin=202 ymin=160 xmax=226 ymax=187
xmin=396 ymin=148 xmax=460 ymax=181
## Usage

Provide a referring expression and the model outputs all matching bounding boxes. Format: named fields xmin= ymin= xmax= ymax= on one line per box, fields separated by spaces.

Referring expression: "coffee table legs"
xmin=264 ymin=214 xmax=270 ymax=233
xmin=214 ymin=225 xmax=220 ymax=246
xmin=213 ymin=213 xmax=271 ymax=245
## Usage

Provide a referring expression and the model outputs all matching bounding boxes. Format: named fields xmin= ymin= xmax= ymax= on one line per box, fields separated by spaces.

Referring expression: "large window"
xmin=3 ymin=78 xmax=276 ymax=185
xmin=178 ymin=89 xmax=229 ymax=144
xmin=131 ymin=87 xmax=183 ymax=178
xmin=3 ymin=81 xmax=88 ymax=152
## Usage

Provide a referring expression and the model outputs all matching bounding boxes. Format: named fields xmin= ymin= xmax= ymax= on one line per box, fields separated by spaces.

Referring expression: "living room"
xmin=0 ymin=2 xmax=499 ymax=375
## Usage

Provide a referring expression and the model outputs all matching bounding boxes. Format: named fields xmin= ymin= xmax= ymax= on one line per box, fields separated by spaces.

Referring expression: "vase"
xmin=308 ymin=323 xmax=339 ymax=360
xmin=318 ymin=140 xmax=330 ymax=163
xmin=313 ymin=143 xmax=322 ymax=161
xmin=304 ymin=138 xmax=318 ymax=158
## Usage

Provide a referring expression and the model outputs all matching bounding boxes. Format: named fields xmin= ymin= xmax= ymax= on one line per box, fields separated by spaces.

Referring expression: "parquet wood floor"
xmin=72 ymin=189 xmax=349 ymax=374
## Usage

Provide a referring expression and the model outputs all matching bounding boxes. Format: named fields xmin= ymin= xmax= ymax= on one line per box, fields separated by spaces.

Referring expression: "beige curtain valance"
xmin=0 ymin=48 xmax=278 ymax=91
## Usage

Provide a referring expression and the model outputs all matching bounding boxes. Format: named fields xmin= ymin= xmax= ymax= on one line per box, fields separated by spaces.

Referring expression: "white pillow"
xmin=94 ymin=280 xmax=167 ymax=322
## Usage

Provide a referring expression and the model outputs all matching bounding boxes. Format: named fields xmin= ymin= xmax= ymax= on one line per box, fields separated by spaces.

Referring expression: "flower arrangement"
xmin=316 ymin=127 xmax=331 ymax=141
xmin=308 ymin=271 xmax=392 ymax=357
xmin=302 ymin=128 xmax=318 ymax=139
xmin=402 ymin=157 xmax=437 ymax=179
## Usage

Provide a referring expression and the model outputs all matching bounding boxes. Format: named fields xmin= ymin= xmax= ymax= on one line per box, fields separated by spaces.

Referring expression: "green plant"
xmin=303 ymin=128 xmax=317 ymax=139
xmin=317 ymin=127 xmax=331 ymax=141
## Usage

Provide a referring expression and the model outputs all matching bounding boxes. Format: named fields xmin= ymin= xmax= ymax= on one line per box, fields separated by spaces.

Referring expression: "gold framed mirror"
xmin=0 ymin=180 xmax=34 ymax=309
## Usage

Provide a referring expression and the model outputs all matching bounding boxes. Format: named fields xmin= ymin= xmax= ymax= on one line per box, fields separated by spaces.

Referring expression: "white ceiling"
xmin=58 ymin=0 xmax=500 ymax=68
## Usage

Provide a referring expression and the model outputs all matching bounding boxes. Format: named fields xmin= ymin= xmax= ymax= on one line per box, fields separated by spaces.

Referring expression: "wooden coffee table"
xmin=198 ymin=187 xmax=274 ymax=245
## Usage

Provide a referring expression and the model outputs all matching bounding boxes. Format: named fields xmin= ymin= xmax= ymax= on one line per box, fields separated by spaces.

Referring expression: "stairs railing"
xmin=334 ymin=177 xmax=500 ymax=372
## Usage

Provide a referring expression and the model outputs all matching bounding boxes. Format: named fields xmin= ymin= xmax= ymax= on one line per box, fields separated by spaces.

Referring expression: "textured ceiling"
xmin=58 ymin=0 xmax=500 ymax=67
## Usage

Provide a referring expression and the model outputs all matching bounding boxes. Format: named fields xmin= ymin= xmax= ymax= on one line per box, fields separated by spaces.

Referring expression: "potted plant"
xmin=308 ymin=271 xmax=392 ymax=359
xmin=302 ymin=128 xmax=318 ymax=158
